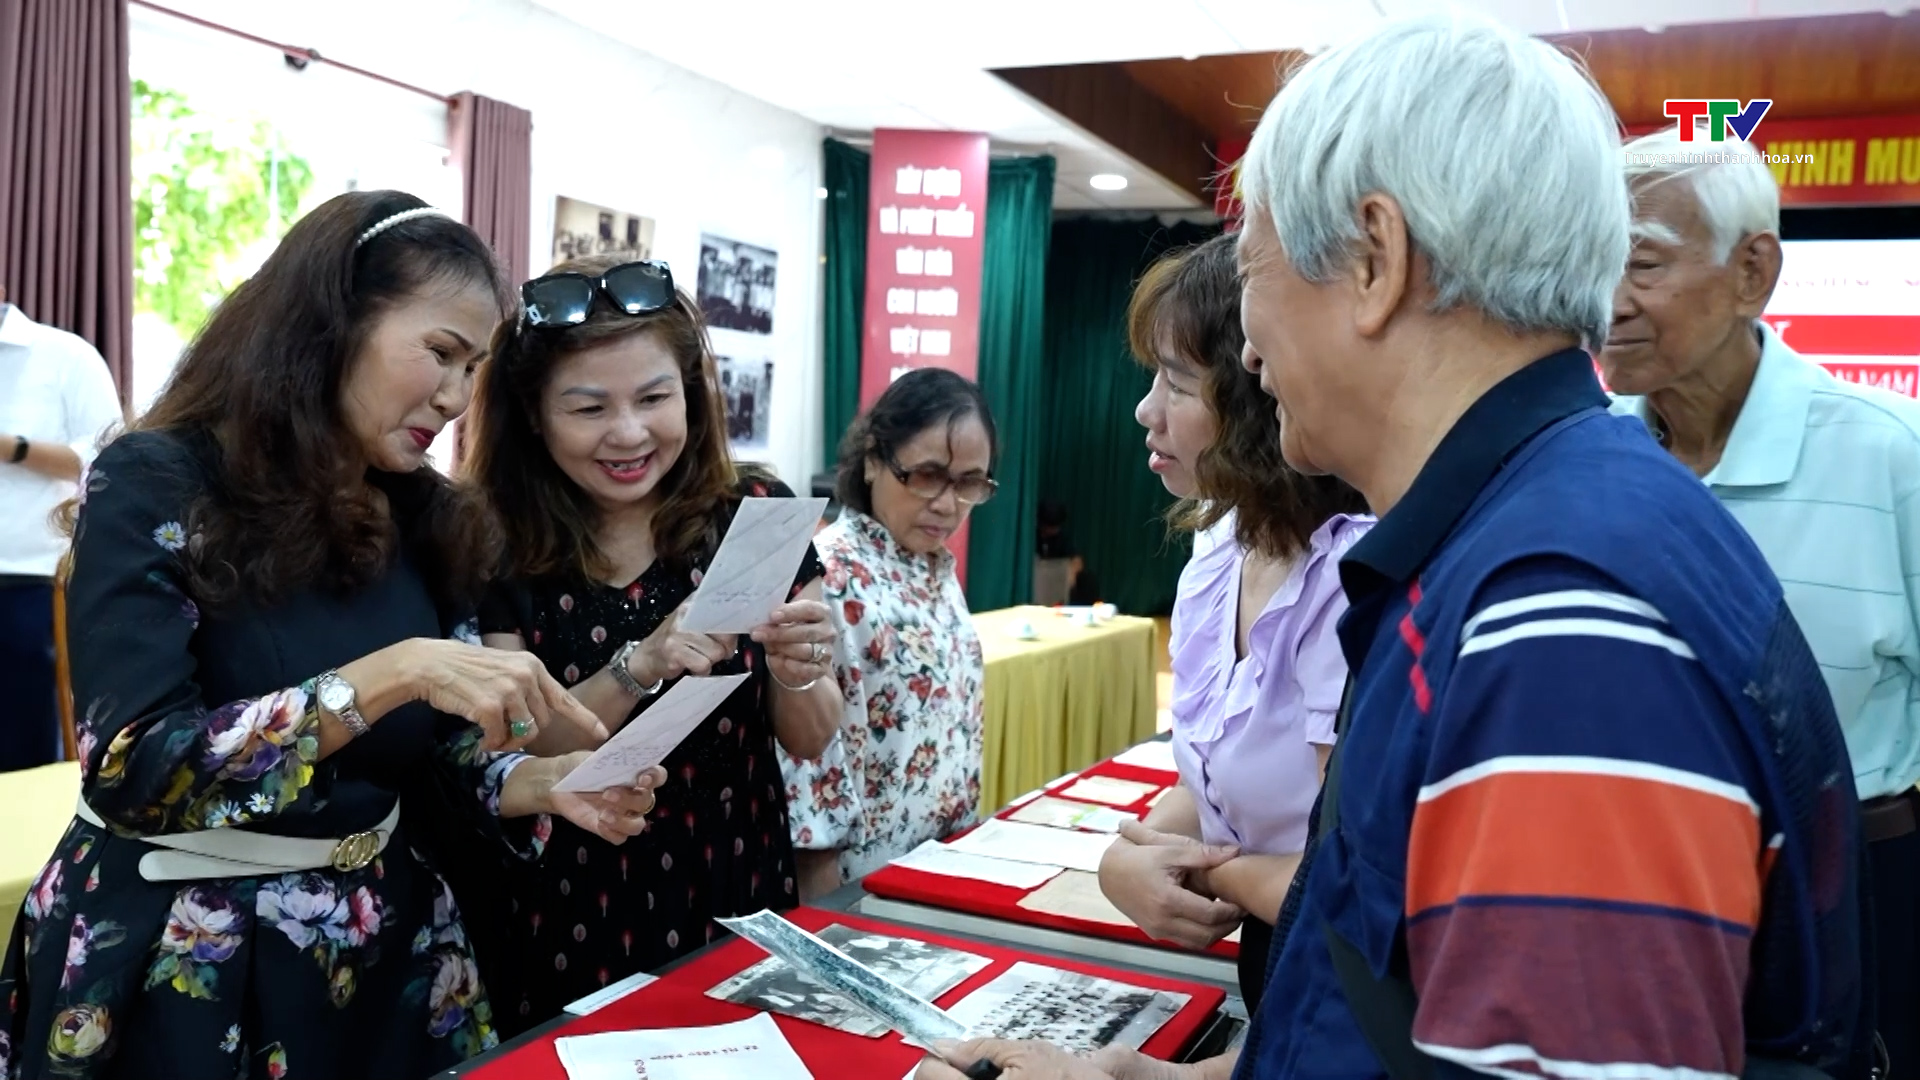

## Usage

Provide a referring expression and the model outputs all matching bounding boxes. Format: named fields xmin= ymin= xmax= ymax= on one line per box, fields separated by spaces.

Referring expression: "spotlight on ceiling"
xmin=1090 ymin=174 xmax=1129 ymax=192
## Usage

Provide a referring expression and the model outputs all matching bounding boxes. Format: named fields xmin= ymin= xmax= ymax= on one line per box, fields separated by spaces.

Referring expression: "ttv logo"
xmin=1664 ymin=99 xmax=1772 ymax=142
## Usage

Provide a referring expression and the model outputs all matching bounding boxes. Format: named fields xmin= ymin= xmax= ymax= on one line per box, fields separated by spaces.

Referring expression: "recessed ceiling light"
xmin=816 ymin=186 xmax=829 ymax=200
xmin=1644 ymin=23 xmax=1665 ymax=32
xmin=1090 ymin=174 xmax=1129 ymax=191
xmin=1182 ymin=51 xmax=1200 ymax=61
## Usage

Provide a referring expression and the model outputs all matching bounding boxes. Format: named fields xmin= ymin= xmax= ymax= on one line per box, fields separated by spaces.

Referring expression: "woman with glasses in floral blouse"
xmin=783 ymin=368 xmax=999 ymax=899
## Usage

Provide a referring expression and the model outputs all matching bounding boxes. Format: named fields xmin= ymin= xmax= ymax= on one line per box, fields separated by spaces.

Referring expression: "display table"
xmin=973 ymin=606 xmax=1157 ymax=809
xmin=444 ymin=904 xmax=1226 ymax=1080
xmin=860 ymin=739 xmax=1240 ymax=986
xmin=0 ymin=761 xmax=80 ymax=944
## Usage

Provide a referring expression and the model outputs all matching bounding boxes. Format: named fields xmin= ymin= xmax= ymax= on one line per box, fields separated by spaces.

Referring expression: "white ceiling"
xmin=534 ymin=0 xmax=1887 ymax=212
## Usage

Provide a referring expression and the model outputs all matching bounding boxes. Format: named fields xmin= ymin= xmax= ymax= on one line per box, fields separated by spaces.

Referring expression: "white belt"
xmin=73 ymin=798 xmax=401 ymax=882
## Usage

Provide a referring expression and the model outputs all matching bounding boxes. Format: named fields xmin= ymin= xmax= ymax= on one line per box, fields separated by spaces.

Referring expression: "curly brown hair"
xmin=92 ymin=190 xmax=507 ymax=617
xmin=463 ymin=254 xmax=747 ymax=583
xmin=1127 ymin=233 xmax=1368 ymax=559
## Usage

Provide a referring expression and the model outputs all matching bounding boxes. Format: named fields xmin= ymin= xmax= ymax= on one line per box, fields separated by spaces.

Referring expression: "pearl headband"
xmin=355 ymin=207 xmax=450 ymax=249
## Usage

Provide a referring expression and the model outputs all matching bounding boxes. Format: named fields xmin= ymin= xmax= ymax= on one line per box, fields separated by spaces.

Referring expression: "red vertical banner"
xmin=860 ymin=129 xmax=991 ymax=583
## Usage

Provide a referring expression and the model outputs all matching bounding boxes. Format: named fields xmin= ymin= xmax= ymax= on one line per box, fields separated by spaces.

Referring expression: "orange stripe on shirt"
xmin=1406 ymin=770 xmax=1763 ymax=929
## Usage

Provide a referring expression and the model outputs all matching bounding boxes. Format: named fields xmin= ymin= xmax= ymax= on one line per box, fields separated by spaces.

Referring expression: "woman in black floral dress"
xmin=463 ymin=256 xmax=843 ymax=1034
xmin=0 ymin=193 xmax=662 ymax=1080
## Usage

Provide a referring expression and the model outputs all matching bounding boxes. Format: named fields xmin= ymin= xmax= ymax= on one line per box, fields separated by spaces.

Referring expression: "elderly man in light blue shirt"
xmin=1603 ymin=123 xmax=1920 ymax=1069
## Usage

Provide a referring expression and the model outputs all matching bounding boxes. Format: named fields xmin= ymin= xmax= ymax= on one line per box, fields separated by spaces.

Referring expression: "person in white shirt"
xmin=0 ymin=288 xmax=123 ymax=772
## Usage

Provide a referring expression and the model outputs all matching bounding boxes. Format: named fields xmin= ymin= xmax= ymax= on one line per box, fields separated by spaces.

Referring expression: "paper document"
xmin=1112 ymin=740 xmax=1179 ymax=773
xmin=945 ymin=961 xmax=1189 ymax=1055
xmin=1057 ymin=776 xmax=1160 ymax=808
xmin=718 ymin=910 xmax=969 ymax=1050
xmin=889 ymin=839 xmax=1063 ymax=890
xmin=553 ymin=673 xmax=749 ymax=793
xmin=681 ymin=497 xmax=830 ymax=633
xmin=1016 ymin=870 xmax=1134 ymax=927
xmin=708 ymin=924 xmax=990 ymax=1038
xmin=562 ymin=969 xmax=658 ymax=1016
xmin=944 ymin=820 xmax=1117 ymax=874
xmin=1006 ymin=797 xmax=1134 ymax=834
xmin=554 ymin=1013 xmax=811 ymax=1080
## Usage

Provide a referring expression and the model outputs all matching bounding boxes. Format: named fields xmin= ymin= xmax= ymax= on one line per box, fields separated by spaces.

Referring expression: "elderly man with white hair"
xmin=1604 ymin=125 xmax=1920 ymax=1075
xmin=914 ymin=12 xmax=1874 ymax=1080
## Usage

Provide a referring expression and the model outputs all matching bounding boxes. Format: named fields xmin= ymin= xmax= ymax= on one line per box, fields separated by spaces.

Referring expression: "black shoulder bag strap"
xmin=1316 ymin=683 xmax=1433 ymax=1080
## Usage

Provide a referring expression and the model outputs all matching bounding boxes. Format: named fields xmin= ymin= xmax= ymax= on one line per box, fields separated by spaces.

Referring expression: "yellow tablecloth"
xmin=0 ymin=761 xmax=80 ymax=945
xmin=973 ymin=605 xmax=1158 ymax=809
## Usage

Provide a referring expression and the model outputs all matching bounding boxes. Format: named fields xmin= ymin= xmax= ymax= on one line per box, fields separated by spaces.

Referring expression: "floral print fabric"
xmin=780 ymin=510 xmax=986 ymax=882
xmin=0 ymin=431 xmax=533 ymax=1080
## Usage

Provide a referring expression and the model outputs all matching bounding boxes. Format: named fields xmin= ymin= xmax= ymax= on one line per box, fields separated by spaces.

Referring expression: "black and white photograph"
xmin=707 ymin=923 xmax=988 ymax=1039
xmin=717 ymin=355 xmax=774 ymax=453
xmin=551 ymin=196 xmax=655 ymax=268
xmin=944 ymin=962 xmax=1190 ymax=1054
xmin=697 ymin=233 xmax=778 ymax=334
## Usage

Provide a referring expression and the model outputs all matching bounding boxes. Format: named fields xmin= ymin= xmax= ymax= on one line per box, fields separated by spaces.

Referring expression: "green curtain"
xmin=819 ymin=139 xmax=869 ymax=472
xmin=1040 ymin=217 xmax=1219 ymax=616
xmin=966 ymin=155 xmax=1056 ymax=612
xmin=814 ymin=139 xmax=1056 ymax=613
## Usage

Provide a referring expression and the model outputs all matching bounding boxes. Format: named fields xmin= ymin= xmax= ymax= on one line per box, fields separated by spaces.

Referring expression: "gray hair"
xmin=1622 ymin=123 xmax=1780 ymax=264
xmin=1239 ymin=11 xmax=1629 ymax=352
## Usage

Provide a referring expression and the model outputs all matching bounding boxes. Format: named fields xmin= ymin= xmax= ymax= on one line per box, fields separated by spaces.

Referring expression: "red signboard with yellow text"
xmin=860 ymin=129 xmax=991 ymax=579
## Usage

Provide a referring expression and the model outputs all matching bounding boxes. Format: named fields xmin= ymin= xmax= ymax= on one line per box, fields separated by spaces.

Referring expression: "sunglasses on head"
xmin=521 ymin=261 xmax=675 ymax=329
xmin=885 ymin=454 xmax=998 ymax=506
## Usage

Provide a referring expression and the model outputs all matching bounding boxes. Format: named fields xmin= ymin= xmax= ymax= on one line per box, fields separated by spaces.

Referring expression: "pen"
xmin=963 ymin=1061 xmax=1003 ymax=1080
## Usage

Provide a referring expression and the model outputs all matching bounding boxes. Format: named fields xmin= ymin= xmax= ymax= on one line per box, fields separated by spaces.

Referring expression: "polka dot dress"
xmin=475 ymin=479 xmax=822 ymax=1036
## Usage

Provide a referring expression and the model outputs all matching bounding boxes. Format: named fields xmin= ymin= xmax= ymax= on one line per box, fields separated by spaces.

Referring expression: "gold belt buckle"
xmin=330 ymin=829 xmax=381 ymax=872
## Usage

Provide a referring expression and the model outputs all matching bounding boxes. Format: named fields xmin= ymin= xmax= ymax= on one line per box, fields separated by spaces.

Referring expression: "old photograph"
xmin=717 ymin=355 xmax=773 ymax=452
xmin=708 ymin=922 xmax=986 ymax=1039
xmin=551 ymin=196 xmax=655 ymax=269
xmin=698 ymin=233 xmax=778 ymax=334
xmin=944 ymin=962 xmax=1189 ymax=1054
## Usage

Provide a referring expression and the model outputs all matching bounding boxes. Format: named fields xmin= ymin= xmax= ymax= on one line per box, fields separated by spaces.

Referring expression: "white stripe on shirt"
xmin=1413 ymin=1039 xmax=1737 ymax=1080
xmin=1416 ymin=755 xmax=1759 ymax=813
xmin=1460 ymin=589 xmax=1667 ymax=641
xmin=1459 ymin=617 xmax=1696 ymax=661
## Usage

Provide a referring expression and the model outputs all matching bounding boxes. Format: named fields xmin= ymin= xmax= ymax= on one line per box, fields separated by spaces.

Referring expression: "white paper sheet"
xmin=1015 ymin=870 xmax=1134 ymax=927
xmin=1057 ymin=776 xmax=1160 ymax=807
xmin=562 ymin=970 xmax=659 ymax=1016
xmin=943 ymin=820 xmax=1117 ymax=874
xmin=889 ymin=839 xmax=1063 ymax=890
xmin=944 ymin=961 xmax=1190 ymax=1054
xmin=554 ymin=1013 xmax=812 ymax=1080
xmin=680 ymin=497 xmax=830 ymax=633
xmin=1111 ymin=740 xmax=1179 ymax=773
xmin=553 ymin=673 xmax=750 ymax=793
xmin=1005 ymin=797 xmax=1134 ymax=834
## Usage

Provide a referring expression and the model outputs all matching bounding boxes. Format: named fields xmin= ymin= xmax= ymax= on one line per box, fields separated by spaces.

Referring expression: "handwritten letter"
xmin=552 ymin=674 xmax=749 ymax=793
xmin=680 ymin=497 xmax=829 ymax=634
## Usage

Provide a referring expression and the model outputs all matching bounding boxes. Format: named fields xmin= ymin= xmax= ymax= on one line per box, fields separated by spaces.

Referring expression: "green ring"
xmin=509 ymin=718 xmax=534 ymax=738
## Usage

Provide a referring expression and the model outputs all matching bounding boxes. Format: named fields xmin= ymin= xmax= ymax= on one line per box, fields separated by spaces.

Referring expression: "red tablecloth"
xmin=861 ymin=754 xmax=1240 ymax=961
xmin=466 ymin=906 xmax=1226 ymax=1080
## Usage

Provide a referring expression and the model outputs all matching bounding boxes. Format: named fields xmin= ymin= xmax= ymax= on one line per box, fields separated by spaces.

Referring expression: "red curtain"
xmin=0 ymin=0 xmax=135 ymax=409
xmin=450 ymin=91 xmax=532 ymax=287
xmin=448 ymin=91 xmax=531 ymax=469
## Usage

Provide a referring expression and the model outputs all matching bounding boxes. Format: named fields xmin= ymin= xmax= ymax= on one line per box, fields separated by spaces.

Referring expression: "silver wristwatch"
xmin=315 ymin=670 xmax=371 ymax=738
xmin=608 ymin=640 xmax=663 ymax=698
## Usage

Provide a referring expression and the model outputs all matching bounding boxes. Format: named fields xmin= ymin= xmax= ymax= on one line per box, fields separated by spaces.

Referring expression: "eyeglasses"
xmin=521 ymin=261 xmax=675 ymax=328
xmin=885 ymin=455 xmax=997 ymax=505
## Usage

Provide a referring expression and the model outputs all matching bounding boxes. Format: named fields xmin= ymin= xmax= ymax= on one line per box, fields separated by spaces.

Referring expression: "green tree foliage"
xmin=131 ymin=79 xmax=314 ymax=340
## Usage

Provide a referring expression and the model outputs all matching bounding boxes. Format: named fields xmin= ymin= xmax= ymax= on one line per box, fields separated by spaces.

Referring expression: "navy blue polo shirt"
xmin=1235 ymin=350 xmax=1869 ymax=1080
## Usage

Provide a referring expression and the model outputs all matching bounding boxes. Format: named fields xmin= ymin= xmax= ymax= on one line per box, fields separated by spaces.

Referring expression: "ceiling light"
xmin=1182 ymin=51 xmax=1200 ymax=61
xmin=816 ymin=186 xmax=829 ymax=200
xmin=1089 ymin=174 xmax=1129 ymax=192
xmin=1644 ymin=23 xmax=1665 ymax=32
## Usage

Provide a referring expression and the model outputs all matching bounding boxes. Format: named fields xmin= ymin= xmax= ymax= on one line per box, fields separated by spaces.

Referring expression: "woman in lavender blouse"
xmin=1096 ymin=234 xmax=1371 ymax=1007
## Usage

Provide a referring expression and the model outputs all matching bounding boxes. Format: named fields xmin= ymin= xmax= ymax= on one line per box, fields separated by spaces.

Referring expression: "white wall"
xmin=129 ymin=0 xmax=827 ymax=489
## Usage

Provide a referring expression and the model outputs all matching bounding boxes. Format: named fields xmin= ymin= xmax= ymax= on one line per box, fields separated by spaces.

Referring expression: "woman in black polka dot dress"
xmin=460 ymin=257 xmax=844 ymax=1035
